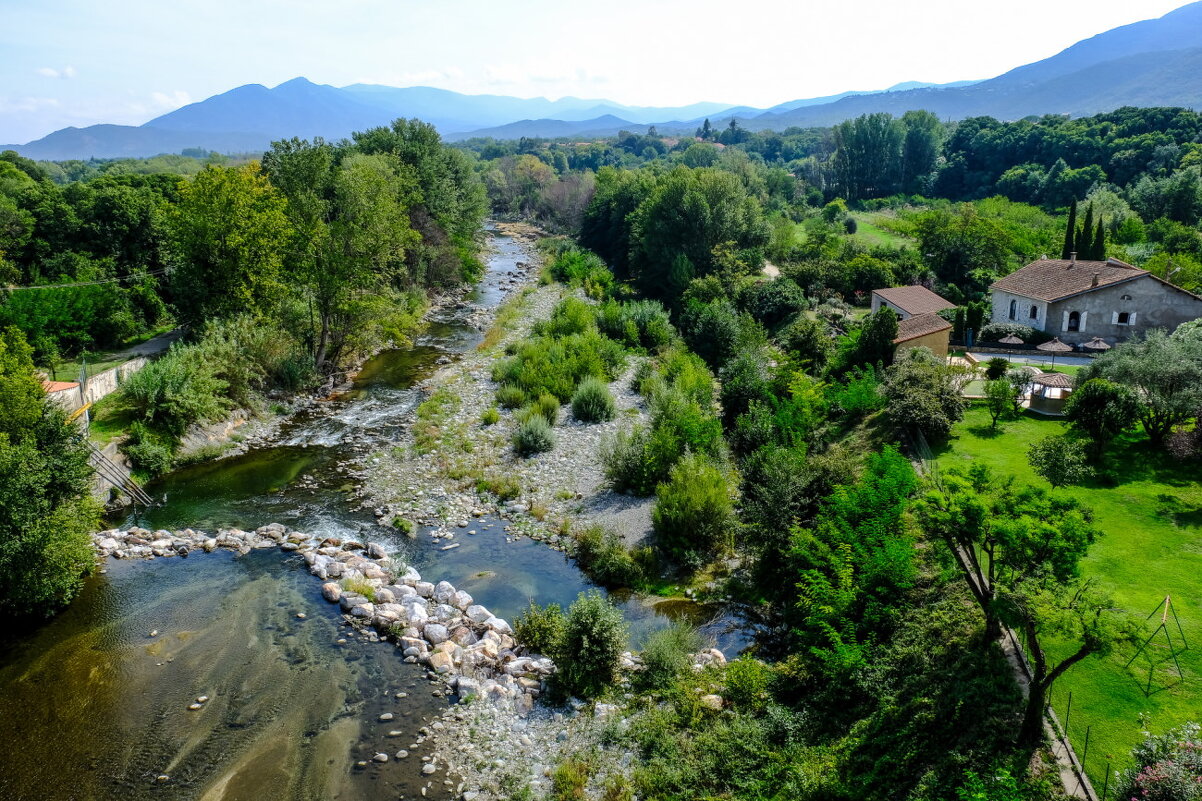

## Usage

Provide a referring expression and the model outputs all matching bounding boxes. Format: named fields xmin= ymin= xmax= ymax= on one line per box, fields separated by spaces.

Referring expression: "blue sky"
xmin=0 ymin=0 xmax=1192 ymax=144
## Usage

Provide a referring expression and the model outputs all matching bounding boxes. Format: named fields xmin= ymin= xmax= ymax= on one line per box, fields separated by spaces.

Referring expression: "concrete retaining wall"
xmin=84 ymin=357 xmax=149 ymax=405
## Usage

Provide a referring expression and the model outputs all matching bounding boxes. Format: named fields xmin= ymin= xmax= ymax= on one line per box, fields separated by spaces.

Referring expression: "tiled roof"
xmin=893 ymin=313 xmax=952 ymax=344
xmin=872 ymin=285 xmax=956 ymax=316
xmin=41 ymin=380 xmax=79 ymax=393
xmin=990 ymin=257 xmax=1144 ymax=302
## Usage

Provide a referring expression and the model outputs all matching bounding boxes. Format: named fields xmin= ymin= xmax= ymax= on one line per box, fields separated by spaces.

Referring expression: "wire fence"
xmin=1045 ymin=684 xmax=1117 ymax=799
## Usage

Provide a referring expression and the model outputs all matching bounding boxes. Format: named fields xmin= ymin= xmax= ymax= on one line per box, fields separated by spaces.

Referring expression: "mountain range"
xmin=6 ymin=2 xmax=1202 ymax=159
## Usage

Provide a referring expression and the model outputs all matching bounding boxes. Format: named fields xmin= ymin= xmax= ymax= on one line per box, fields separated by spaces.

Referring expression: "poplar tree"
xmin=1093 ymin=217 xmax=1107 ymax=260
xmin=1061 ymin=202 xmax=1077 ymax=259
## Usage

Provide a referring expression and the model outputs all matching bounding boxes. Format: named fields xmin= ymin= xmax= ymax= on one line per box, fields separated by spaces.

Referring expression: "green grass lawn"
xmin=934 ymin=405 xmax=1202 ymax=786
xmin=851 ymin=211 xmax=912 ymax=248
xmin=88 ymin=394 xmax=136 ymax=447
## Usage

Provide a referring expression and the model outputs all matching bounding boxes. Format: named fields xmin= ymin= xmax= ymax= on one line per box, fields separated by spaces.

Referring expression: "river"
xmin=0 ymin=229 xmax=748 ymax=801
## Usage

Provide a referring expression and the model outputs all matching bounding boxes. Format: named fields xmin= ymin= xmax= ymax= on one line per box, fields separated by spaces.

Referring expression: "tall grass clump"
xmin=638 ymin=623 xmax=706 ymax=692
xmin=571 ymin=376 xmax=616 ymax=422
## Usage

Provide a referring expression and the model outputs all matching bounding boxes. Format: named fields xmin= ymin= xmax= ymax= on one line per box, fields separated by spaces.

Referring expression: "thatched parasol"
xmin=1036 ymin=336 xmax=1073 ymax=368
xmin=1033 ymin=372 xmax=1073 ymax=390
xmin=999 ymin=334 xmax=1024 ymax=345
xmin=1082 ymin=337 xmax=1111 ymax=352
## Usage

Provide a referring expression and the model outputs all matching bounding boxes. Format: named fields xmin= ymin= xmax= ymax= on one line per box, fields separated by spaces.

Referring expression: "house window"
xmin=1029 ymin=305 xmax=1038 ymax=320
xmin=1117 ymin=311 xmax=1130 ymax=325
xmin=1009 ymin=299 xmax=1016 ymax=320
xmin=1068 ymin=311 xmax=1080 ymax=332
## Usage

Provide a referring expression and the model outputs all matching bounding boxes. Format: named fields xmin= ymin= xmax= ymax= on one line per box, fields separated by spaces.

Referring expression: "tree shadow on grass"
xmin=1085 ymin=434 xmax=1198 ymax=490
xmin=965 ymin=424 xmax=1005 ymax=440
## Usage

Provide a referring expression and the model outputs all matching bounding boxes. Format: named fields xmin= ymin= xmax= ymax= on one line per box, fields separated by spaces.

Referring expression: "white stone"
xmin=423 ymin=623 xmax=450 ymax=644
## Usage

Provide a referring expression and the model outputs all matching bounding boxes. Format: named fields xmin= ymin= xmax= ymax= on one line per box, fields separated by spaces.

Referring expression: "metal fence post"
xmin=1064 ymin=690 xmax=1072 ymax=736
xmin=1101 ymin=761 xmax=1110 ymax=800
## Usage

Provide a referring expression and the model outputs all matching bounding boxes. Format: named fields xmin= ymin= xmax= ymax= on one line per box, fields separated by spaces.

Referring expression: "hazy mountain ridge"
xmin=5 ymin=2 xmax=1202 ymax=158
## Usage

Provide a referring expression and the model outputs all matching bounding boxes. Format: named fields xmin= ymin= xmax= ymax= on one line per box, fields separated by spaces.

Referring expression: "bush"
xmin=535 ymin=296 xmax=597 ymax=339
xmin=882 ymin=348 xmax=967 ymax=440
xmin=652 ymin=452 xmax=737 ymax=562
xmin=120 ymin=421 xmax=175 ymax=476
xmin=984 ymin=357 xmax=1009 ymax=380
xmin=514 ymin=600 xmax=566 ymax=656
xmin=571 ymin=376 xmax=616 ymax=422
xmin=121 ymin=343 xmax=230 ymax=436
xmin=492 ymin=330 xmax=626 ymax=402
xmin=481 ymin=406 xmax=500 ymax=426
xmin=1027 ymin=435 xmax=1095 ymax=487
xmin=978 ymin=322 xmax=1051 ymax=345
xmin=530 ymin=392 xmax=561 ymax=425
xmin=556 ymin=591 xmax=627 ymax=699
xmin=601 ymin=423 xmax=684 ymax=496
xmin=1115 ymin=722 xmax=1202 ymax=801
xmin=830 ymin=365 xmax=885 ymax=417
xmin=573 ymin=524 xmax=645 ymax=587
xmin=548 ymin=247 xmax=615 ymax=299
xmin=496 ymin=384 xmax=527 ymax=409
xmin=639 ymin=623 xmax=705 ymax=692
xmin=514 ymin=413 xmax=555 ymax=456
xmin=724 ymin=658 xmax=774 ymax=713
xmin=737 ymin=277 xmax=806 ymax=330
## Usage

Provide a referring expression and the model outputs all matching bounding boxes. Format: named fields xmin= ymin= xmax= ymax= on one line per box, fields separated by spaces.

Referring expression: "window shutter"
xmin=1062 ymin=311 xmax=1070 ymax=332
xmin=1111 ymin=311 xmax=1119 ymax=324
xmin=1080 ymin=311 xmax=1088 ymax=332
xmin=1129 ymin=312 xmax=1137 ymax=326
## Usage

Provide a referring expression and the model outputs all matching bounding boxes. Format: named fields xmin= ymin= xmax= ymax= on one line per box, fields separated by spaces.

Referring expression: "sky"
xmin=0 ymin=0 xmax=1194 ymax=144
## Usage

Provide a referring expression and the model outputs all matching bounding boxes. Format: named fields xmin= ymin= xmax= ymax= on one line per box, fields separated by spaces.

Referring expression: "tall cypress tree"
xmin=1061 ymin=202 xmax=1077 ymax=259
xmin=1093 ymin=217 xmax=1106 ymax=260
xmin=1077 ymin=203 xmax=1095 ymax=261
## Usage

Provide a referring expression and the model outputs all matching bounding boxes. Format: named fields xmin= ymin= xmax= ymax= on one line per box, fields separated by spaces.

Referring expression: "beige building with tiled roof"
xmin=871 ymin=285 xmax=956 ymax=319
xmin=893 ymin=313 xmax=952 ymax=357
xmin=990 ymin=255 xmax=1202 ymax=345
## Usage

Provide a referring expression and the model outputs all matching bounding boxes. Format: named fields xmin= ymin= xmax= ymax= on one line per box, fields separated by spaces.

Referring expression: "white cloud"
xmin=36 ymin=65 xmax=76 ymax=79
xmin=150 ymin=90 xmax=192 ymax=110
xmin=0 ymin=96 xmax=61 ymax=113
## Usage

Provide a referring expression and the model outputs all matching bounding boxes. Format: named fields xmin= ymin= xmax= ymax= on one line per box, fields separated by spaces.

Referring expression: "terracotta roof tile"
xmin=990 ymin=258 xmax=1144 ymax=302
xmin=893 ymin=313 xmax=952 ymax=344
xmin=872 ymin=285 xmax=956 ymax=316
xmin=41 ymin=380 xmax=79 ymax=393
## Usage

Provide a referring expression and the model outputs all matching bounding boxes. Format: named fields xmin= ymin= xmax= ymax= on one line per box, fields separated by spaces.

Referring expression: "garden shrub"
xmin=513 ymin=413 xmax=555 ymax=456
xmin=1027 ymin=434 xmax=1095 ymax=487
xmin=639 ymin=623 xmax=705 ymax=692
xmin=531 ymin=392 xmax=561 ymax=425
xmin=1114 ymin=722 xmax=1202 ymax=801
xmin=514 ymin=600 xmax=566 ymax=657
xmin=496 ymin=384 xmax=527 ymax=409
xmin=978 ymin=322 xmax=1051 ymax=345
xmin=555 ymin=591 xmax=627 ymax=699
xmin=984 ymin=357 xmax=1009 ymax=380
xmin=652 ymin=452 xmax=737 ymax=562
xmin=571 ymin=376 xmax=616 ymax=422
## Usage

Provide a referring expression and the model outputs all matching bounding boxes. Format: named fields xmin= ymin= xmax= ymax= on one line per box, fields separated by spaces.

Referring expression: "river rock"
xmin=350 ymin=602 xmax=375 ymax=619
xmin=451 ymin=590 xmax=473 ymax=611
xmin=373 ymin=752 xmax=389 ymax=763
xmin=433 ymin=581 xmax=456 ymax=604
xmin=484 ymin=616 xmax=512 ymax=636
xmin=367 ymin=542 xmax=387 ymax=559
xmin=379 ymin=712 xmax=394 ymax=721
xmin=455 ymin=677 xmax=480 ymax=698
xmin=423 ymin=623 xmax=449 ymax=644
xmin=700 ymin=694 xmax=724 ymax=710
xmin=414 ymin=581 xmax=435 ymax=598
xmin=429 ymin=650 xmax=454 ymax=673
xmin=465 ymin=605 xmax=492 ymax=624
xmin=374 ymin=587 xmax=396 ymax=604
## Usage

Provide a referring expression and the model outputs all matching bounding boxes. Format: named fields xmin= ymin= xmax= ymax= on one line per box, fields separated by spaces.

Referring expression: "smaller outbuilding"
xmin=871 ymin=285 xmax=956 ymax=320
xmin=893 ymin=313 xmax=952 ymax=357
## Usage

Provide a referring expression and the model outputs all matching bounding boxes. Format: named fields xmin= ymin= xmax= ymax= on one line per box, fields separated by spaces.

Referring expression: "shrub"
xmin=1115 ymin=722 xmax=1202 ymax=801
xmin=601 ymin=423 xmax=684 ymax=496
xmin=830 ymin=365 xmax=885 ymax=417
xmin=652 ymin=452 xmax=737 ymax=561
xmin=882 ymin=348 xmax=967 ymax=440
xmin=551 ymin=757 xmax=592 ymax=801
xmin=492 ymin=330 xmax=626 ymax=402
xmin=978 ymin=322 xmax=1051 ymax=345
xmin=639 ymin=623 xmax=705 ymax=692
xmin=532 ymin=393 xmax=561 ymax=425
xmin=1027 ymin=435 xmax=1095 ymax=487
xmin=481 ymin=406 xmax=500 ymax=426
xmin=571 ymin=376 xmax=616 ymax=422
xmin=573 ymin=524 xmax=644 ymax=587
xmin=724 ymin=658 xmax=774 ymax=713
xmin=476 ymin=472 xmax=523 ymax=501
xmin=121 ymin=343 xmax=230 ymax=436
xmin=556 ymin=591 xmax=627 ymax=699
xmin=514 ymin=600 xmax=566 ymax=656
xmin=392 ymin=517 xmax=415 ymax=535
xmin=737 ymin=277 xmax=806 ymax=330
xmin=513 ymin=413 xmax=555 ymax=456
xmin=983 ymin=357 xmax=1009 ymax=380
xmin=548 ymin=247 xmax=615 ymax=299
xmin=496 ymin=384 xmax=527 ymax=409
xmin=341 ymin=576 xmax=377 ymax=601
xmin=120 ymin=421 xmax=175 ymax=476
xmin=535 ymin=296 xmax=597 ymax=339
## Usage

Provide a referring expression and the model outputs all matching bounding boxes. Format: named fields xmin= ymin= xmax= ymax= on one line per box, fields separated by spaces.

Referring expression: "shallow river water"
xmin=0 ymin=230 xmax=747 ymax=801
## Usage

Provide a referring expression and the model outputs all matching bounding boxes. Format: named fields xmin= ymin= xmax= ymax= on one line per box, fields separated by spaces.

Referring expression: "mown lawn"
xmin=934 ymin=404 xmax=1202 ymax=787
xmin=850 ymin=211 xmax=911 ymax=248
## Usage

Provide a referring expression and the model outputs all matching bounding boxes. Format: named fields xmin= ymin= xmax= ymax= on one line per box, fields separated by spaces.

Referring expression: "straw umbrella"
xmin=1082 ymin=337 xmax=1111 ymax=353
xmin=999 ymin=333 xmax=1024 ymax=363
xmin=1035 ymin=336 xmax=1073 ymax=368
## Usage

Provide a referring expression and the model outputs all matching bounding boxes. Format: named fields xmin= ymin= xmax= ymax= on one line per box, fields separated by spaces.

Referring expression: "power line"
xmin=2 ymin=267 xmax=172 ymax=292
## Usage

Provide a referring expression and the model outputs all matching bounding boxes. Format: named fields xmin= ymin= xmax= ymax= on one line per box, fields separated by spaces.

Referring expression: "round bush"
xmin=513 ymin=414 xmax=555 ymax=456
xmin=571 ymin=376 xmax=616 ymax=422
xmin=556 ymin=591 xmax=627 ymax=699
xmin=496 ymin=384 xmax=527 ymax=409
xmin=532 ymin=392 xmax=560 ymax=425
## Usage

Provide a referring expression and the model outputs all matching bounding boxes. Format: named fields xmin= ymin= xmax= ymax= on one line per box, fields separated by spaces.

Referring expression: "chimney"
xmin=1092 ymin=273 xmax=1100 ymax=287
xmin=1070 ymin=251 xmax=1077 ymax=266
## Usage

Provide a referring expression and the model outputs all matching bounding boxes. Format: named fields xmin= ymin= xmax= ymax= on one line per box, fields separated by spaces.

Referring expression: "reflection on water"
xmin=0 ymin=231 xmax=752 ymax=800
xmin=0 ymin=549 xmax=447 ymax=801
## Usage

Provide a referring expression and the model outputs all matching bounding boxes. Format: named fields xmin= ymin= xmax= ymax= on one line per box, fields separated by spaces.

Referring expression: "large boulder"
xmin=321 ymin=583 xmax=342 ymax=603
xmin=423 ymin=623 xmax=450 ymax=645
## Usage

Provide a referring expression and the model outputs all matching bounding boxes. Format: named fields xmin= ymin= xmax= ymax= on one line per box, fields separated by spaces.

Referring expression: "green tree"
xmin=900 ymin=110 xmax=944 ymax=195
xmin=1027 ymin=435 xmax=1094 ymax=487
xmin=167 ymin=163 xmax=291 ymax=326
xmin=652 ymin=451 xmax=737 ymax=562
xmin=881 ymin=347 xmax=968 ymax=440
xmin=984 ymin=379 xmax=1018 ymax=428
xmin=1063 ymin=378 xmax=1139 ymax=457
xmin=1084 ymin=331 xmax=1202 ymax=445
xmin=913 ymin=204 xmax=1012 ymax=294
xmin=832 ymin=113 xmax=904 ymax=199
xmin=555 ymin=591 xmax=627 ymax=699
xmin=0 ymin=327 xmax=100 ymax=616
xmin=1076 ymin=202 xmax=1094 ymax=260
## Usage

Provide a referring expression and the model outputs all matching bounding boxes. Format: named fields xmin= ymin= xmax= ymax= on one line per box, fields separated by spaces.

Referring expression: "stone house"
xmin=990 ymin=256 xmax=1202 ymax=345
